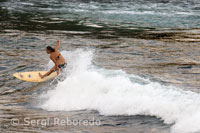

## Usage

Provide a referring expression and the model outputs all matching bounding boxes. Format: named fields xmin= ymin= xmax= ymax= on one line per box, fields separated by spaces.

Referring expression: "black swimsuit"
xmin=58 ymin=63 xmax=67 ymax=69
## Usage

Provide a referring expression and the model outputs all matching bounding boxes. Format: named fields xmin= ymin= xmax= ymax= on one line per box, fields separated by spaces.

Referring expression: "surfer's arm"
xmin=55 ymin=40 xmax=60 ymax=50
xmin=39 ymin=66 xmax=56 ymax=79
xmin=50 ymin=56 xmax=59 ymax=70
xmin=39 ymin=57 xmax=59 ymax=79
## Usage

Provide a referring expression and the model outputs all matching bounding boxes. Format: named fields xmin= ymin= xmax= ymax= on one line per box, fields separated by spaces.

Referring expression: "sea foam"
xmin=40 ymin=49 xmax=200 ymax=133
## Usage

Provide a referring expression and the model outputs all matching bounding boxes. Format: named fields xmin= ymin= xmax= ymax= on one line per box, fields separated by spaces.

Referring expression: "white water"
xmin=39 ymin=49 xmax=200 ymax=133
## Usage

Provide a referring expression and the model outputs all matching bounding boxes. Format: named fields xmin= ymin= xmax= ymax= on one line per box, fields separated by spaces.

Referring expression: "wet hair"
xmin=46 ymin=46 xmax=55 ymax=52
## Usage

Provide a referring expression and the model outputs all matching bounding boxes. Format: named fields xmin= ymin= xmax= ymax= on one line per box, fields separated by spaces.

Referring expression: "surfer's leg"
xmin=56 ymin=68 xmax=60 ymax=75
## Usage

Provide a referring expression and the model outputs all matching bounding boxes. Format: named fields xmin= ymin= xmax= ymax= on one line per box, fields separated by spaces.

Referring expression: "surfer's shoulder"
xmin=50 ymin=50 xmax=59 ymax=57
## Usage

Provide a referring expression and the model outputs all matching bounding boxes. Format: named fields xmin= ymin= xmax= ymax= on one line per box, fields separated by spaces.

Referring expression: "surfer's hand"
xmin=39 ymin=73 xmax=43 ymax=79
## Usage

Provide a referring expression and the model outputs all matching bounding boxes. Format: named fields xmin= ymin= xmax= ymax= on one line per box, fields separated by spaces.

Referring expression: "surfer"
xmin=39 ymin=40 xmax=66 ymax=79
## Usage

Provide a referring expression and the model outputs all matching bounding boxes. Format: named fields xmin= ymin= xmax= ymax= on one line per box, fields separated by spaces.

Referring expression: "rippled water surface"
xmin=1 ymin=0 xmax=200 ymax=133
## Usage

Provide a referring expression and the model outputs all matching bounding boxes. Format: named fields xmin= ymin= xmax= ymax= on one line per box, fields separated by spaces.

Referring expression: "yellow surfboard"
xmin=13 ymin=71 xmax=58 ymax=82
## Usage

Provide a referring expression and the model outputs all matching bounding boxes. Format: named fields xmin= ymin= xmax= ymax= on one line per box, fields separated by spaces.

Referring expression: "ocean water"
xmin=1 ymin=0 xmax=200 ymax=31
xmin=1 ymin=0 xmax=200 ymax=133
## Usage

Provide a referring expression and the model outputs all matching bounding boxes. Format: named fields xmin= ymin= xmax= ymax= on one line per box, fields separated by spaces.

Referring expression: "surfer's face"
xmin=46 ymin=48 xmax=51 ymax=54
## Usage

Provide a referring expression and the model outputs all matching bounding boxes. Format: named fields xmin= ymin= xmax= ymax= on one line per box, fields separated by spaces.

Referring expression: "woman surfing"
xmin=39 ymin=40 xmax=66 ymax=79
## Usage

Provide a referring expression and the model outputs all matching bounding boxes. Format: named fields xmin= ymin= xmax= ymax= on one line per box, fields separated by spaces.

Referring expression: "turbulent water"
xmin=1 ymin=0 xmax=200 ymax=133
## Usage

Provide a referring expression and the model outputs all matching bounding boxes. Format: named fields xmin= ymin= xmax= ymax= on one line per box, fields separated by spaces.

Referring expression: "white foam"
xmin=39 ymin=49 xmax=200 ymax=133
